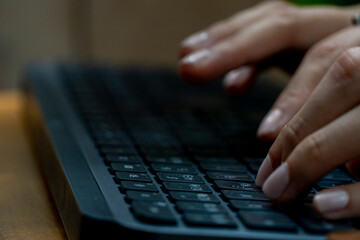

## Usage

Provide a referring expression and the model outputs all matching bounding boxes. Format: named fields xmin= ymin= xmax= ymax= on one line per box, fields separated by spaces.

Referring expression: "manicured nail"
xmin=182 ymin=32 xmax=209 ymax=48
xmin=181 ymin=49 xmax=212 ymax=66
xmin=314 ymin=190 xmax=349 ymax=215
xmin=262 ymin=162 xmax=289 ymax=200
xmin=257 ymin=109 xmax=285 ymax=137
xmin=223 ymin=66 xmax=252 ymax=87
xmin=256 ymin=154 xmax=274 ymax=187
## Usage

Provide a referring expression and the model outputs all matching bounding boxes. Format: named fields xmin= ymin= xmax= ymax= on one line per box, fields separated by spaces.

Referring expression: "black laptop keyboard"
xmin=64 ymin=66 xmax=357 ymax=234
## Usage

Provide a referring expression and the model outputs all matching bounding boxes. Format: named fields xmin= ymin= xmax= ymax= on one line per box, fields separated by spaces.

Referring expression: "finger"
xmin=179 ymin=5 xmax=354 ymax=83
xmin=256 ymin=46 xmax=360 ymax=188
xmin=346 ymin=158 xmax=360 ymax=179
xmin=262 ymin=104 xmax=360 ymax=203
xmin=257 ymin=27 xmax=360 ymax=141
xmin=313 ymin=182 xmax=360 ymax=220
xmin=179 ymin=0 xmax=291 ymax=58
xmin=223 ymin=65 xmax=257 ymax=96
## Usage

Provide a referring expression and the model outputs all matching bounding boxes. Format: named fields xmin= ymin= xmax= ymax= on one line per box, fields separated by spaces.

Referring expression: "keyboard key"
xmin=194 ymin=156 xmax=238 ymax=163
xmin=207 ymin=172 xmax=253 ymax=182
xmin=100 ymin=146 xmax=136 ymax=155
xmin=230 ymin=200 xmax=277 ymax=211
xmin=126 ymin=191 xmax=164 ymax=202
xmin=239 ymin=210 xmax=297 ymax=231
xmin=297 ymin=206 xmax=352 ymax=233
xmin=323 ymin=168 xmax=354 ymax=181
xmin=110 ymin=163 xmax=146 ymax=173
xmin=157 ymin=172 xmax=204 ymax=183
xmin=147 ymin=156 xmax=190 ymax=164
xmin=132 ymin=201 xmax=177 ymax=224
xmin=316 ymin=180 xmax=350 ymax=190
xmin=104 ymin=154 xmax=141 ymax=164
xmin=200 ymin=163 xmax=246 ymax=172
xmin=169 ymin=192 xmax=219 ymax=203
xmin=183 ymin=213 xmax=236 ymax=228
xmin=214 ymin=180 xmax=260 ymax=192
xmin=222 ymin=190 xmax=269 ymax=201
xmin=163 ymin=182 xmax=212 ymax=193
xmin=176 ymin=202 xmax=227 ymax=213
xmin=120 ymin=181 xmax=158 ymax=192
xmin=151 ymin=163 xmax=196 ymax=173
xmin=115 ymin=172 xmax=152 ymax=182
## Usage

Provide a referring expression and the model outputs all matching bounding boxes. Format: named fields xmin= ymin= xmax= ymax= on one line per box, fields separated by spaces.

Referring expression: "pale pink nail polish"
xmin=182 ymin=32 xmax=209 ymax=48
xmin=256 ymin=154 xmax=274 ymax=187
xmin=223 ymin=67 xmax=252 ymax=87
xmin=257 ymin=109 xmax=285 ymax=137
xmin=314 ymin=190 xmax=349 ymax=215
xmin=262 ymin=162 xmax=289 ymax=200
xmin=181 ymin=49 xmax=211 ymax=66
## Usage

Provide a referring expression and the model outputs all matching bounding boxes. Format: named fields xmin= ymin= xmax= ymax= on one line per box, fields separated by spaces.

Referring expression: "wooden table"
xmin=0 ymin=90 xmax=358 ymax=240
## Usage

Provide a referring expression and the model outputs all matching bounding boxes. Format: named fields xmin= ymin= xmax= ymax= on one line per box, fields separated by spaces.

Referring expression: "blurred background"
xmin=0 ymin=0 xmax=262 ymax=89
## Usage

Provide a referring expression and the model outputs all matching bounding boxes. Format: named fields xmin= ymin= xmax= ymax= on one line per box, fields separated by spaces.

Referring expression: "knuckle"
xmin=302 ymin=135 xmax=324 ymax=161
xmin=333 ymin=48 xmax=360 ymax=81
xmin=307 ymin=42 xmax=340 ymax=60
xmin=281 ymin=123 xmax=302 ymax=150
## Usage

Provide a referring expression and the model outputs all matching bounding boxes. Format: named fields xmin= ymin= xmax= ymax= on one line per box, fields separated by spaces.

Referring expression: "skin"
xmin=178 ymin=0 xmax=360 ymax=220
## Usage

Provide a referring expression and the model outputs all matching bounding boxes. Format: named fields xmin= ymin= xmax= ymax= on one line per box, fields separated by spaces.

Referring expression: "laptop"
xmin=22 ymin=61 xmax=358 ymax=240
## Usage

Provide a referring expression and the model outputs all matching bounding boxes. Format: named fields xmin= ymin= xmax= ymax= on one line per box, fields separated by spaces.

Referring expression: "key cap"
xmin=297 ymin=206 xmax=353 ymax=233
xmin=115 ymin=172 xmax=152 ymax=182
xmin=176 ymin=202 xmax=227 ymax=213
xmin=110 ymin=163 xmax=146 ymax=173
xmin=132 ymin=201 xmax=177 ymax=224
xmin=100 ymin=146 xmax=136 ymax=155
xmin=126 ymin=191 xmax=164 ymax=202
xmin=169 ymin=192 xmax=219 ymax=203
xmin=214 ymin=180 xmax=260 ymax=192
xmin=151 ymin=163 xmax=196 ymax=173
xmin=157 ymin=172 xmax=204 ymax=183
xmin=207 ymin=172 xmax=253 ymax=182
xmin=183 ymin=213 xmax=236 ymax=228
xmin=119 ymin=181 xmax=158 ymax=192
xmin=316 ymin=180 xmax=350 ymax=190
xmin=200 ymin=163 xmax=246 ymax=172
xmin=147 ymin=156 xmax=190 ymax=164
xmin=222 ymin=190 xmax=269 ymax=201
xmin=104 ymin=154 xmax=141 ymax=164
xmin=239 ymin=210 xmax=297 ymax=231
xmin=230 ymin=200 xmax=277 ymax=211
xmin=163 ymin=182 xmax=212 ymax=193
xmin=194 ymin=156 xmax=238 ymax=163
xmin=323 ymin=168 xmax=353 ymax=181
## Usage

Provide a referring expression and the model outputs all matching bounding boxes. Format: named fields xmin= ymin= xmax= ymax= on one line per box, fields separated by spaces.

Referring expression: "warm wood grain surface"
xmin=0 ymin=90 xmax=358 ymax=240
xmin=0 ymin=91 xmax=66 ymax=240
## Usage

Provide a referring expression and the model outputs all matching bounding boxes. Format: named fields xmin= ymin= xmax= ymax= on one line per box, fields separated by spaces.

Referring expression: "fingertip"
xmin=223 ymin=65 xmax=256 ymax=96
xmin=178 ymin=49 xmax=216 ymax=84
xmin=179 ymin=31 xmax=210 ymax=58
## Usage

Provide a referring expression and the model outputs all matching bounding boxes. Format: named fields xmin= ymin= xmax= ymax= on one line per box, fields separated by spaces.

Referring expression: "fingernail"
xmin=257 ymin=109 xmax=285 ymax=137
xmin=181 ymin=49 xmax=212 ymax=66
xmin=314 ymin=190 xmax=349 ymax=215
xmin=262 ymin=162 xmax=289 ymax=200
xmin=223 ymin=66 xmax=252 ymax=87
xmin=256 ymin=154 xmax=274 ymax=187
xmin=182 ymin=32 xmax=209 ymax=48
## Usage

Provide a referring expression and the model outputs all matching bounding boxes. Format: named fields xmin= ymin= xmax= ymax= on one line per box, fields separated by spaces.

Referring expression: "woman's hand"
xmin=178 ymin=0 xmax=356 ymax=139
xmin=178 ymin=0 xmax=360 ymax=220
